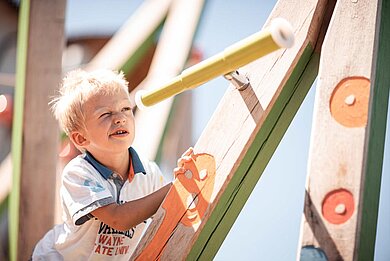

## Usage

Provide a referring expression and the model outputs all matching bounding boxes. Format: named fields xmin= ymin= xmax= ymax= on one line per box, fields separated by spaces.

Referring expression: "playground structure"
xmin=0 ymin=0 xmax=389 ymax=260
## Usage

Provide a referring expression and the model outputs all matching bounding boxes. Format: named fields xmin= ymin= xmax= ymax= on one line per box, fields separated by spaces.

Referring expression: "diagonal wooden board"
xmin=131 ymin=0 xmax=335 ymax=259
xmin=298 ymin=0 xmax=390 ymax=260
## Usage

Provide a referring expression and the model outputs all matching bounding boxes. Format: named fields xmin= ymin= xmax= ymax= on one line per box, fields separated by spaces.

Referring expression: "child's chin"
xmin=109 ymin=140 xmax=132 ymax=150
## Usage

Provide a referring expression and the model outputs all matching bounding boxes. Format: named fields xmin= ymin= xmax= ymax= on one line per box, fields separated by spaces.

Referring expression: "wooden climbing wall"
xmin=298 ymin=0 xmax=389 ymax=260
xmin=130 ymin=0 xmax=389 ymax=259
xmin=131 ymin=0 xmax=335 ymax=259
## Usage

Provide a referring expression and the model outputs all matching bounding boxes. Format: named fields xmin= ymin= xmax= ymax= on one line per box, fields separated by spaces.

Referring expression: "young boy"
xmin=32 ymin=69 xmax=189 ymax=260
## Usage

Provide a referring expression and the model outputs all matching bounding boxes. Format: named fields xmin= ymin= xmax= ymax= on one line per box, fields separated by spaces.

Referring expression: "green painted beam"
xmin=188 ymin=45 xmax=319 ymax=260
xmin=120 ymin=24 xmax=161 ymax=74
xmin=9 ymin=0 xmax=30 ymax=260
xmin=357 ymin=0 xmax=390 ymax=260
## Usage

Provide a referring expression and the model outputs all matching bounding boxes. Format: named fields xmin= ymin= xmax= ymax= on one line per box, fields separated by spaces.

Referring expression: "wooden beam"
xmin=131 ymin=0 xmax=332 ymax=259
xmin=85 ymin=0 xmax=172 ymax=72
xmin=297 ymin=0 xmax=389 ymax=260
xmin=9 ymin=1 xmax=65 ymax=260
xmin=132 ymin=0 xmax=205 ymax=160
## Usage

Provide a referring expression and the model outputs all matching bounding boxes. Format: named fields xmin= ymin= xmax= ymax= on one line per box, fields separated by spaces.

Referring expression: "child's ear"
xmin=70 ymin=131 xmax=89 ymax=147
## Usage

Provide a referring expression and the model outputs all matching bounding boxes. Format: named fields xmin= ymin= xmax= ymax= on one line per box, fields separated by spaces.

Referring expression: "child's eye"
xmin=99 ymin=112 xmax=111 ymax=118
xmin=122 ymin=107 xmax=131 ymax=112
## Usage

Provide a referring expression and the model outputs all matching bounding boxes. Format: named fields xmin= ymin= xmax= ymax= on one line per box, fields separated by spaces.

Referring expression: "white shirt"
xmin=32 ymin=147 xmax=167 ymax=260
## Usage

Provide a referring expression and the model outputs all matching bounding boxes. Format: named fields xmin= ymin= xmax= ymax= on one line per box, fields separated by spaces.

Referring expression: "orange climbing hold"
xmin=330 ymin=76 xmax=370 ymax=128
xmin=322 ymin=189 xmax=354 ymax=225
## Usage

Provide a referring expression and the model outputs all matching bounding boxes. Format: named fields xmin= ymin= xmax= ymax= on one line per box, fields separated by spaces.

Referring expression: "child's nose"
xmin=114 ymin=114 xmax=126 ymax=124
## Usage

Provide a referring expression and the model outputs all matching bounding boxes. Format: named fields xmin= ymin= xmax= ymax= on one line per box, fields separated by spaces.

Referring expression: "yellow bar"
xmin=136 ymin=18 xmax=294 ymax=108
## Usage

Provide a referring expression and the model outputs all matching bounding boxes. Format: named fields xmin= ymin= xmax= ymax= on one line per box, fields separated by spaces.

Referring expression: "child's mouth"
xmin=110 ymin=130 xmax=129 ymax=137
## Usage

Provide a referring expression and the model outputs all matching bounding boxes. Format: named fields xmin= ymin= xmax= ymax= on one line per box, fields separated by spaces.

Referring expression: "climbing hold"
xmin=330 ymin=76 xmax=370 ymax=128
xmin=322 ymin=189 xmax=354 ymax=224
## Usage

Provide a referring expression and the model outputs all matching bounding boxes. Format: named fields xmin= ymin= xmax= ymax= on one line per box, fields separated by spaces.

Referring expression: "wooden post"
xmin=9 ymin=0 xmax=65 ymax=260
xmin=297 ymin=0 xmax=389 ymax=260
xmin=132 ymin=0 xmax=333 ymax=259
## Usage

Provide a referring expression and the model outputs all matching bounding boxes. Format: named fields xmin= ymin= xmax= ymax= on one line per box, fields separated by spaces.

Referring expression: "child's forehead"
xmin=84 ymin=90 xmax=130 ymax=110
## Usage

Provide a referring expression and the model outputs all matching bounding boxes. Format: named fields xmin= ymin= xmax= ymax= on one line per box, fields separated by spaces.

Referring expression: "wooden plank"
xmin=131 ymin=0 xmax=332 ymax=259
xmin=85 ymin=0 xmax=172 ymax=72
xmin=132 ymin=0 xmax=206 ymax=161
xmin=9 ymin=1 xmax=65 ymax=260
xmin=297 ymin=0 xmax=388 ymax=260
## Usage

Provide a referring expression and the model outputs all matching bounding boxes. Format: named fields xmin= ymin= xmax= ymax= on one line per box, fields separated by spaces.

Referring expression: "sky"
xmin=66 ymin=1 xmax=389 ymax=260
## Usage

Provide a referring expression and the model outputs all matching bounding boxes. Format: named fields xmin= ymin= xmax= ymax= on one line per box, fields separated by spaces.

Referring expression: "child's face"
xmin=79 ymin=88 xmax=135 ymax=156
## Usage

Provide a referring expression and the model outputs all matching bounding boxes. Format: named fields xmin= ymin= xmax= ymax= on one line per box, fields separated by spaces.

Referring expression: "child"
xmin=32 ymin=69 xmax=190 ymax=260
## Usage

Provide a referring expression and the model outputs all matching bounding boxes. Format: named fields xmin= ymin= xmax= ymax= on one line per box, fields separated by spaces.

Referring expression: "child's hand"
xmin=173 ymin=147 xmax=194 ymax=178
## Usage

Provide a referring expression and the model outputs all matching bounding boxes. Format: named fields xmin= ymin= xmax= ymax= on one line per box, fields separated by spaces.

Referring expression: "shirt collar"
xmin=84 ymin=147 xmax=146 ymax=180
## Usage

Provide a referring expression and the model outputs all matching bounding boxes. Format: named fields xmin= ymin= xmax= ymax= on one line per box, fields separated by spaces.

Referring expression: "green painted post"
xmin=357 ymin=0 xmax=390 ymax=259
xmin=9 ymin=1 xmax=30 ymax=260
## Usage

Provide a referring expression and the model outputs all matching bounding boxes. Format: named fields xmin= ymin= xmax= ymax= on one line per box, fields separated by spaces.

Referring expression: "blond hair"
xmin=50 ymin=69 xmax=130 ymax=135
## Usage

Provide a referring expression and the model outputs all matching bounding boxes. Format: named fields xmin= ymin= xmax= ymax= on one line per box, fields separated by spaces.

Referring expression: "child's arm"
xmin=91 ymin=183 xmax=172 ymax=231
xmin=91 ymin=148 xmax=193 ymax=232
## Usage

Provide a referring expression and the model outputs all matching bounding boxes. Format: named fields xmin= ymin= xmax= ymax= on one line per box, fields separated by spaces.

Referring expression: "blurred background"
xmin=0 ymin=0 xmax=388 ymax=260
